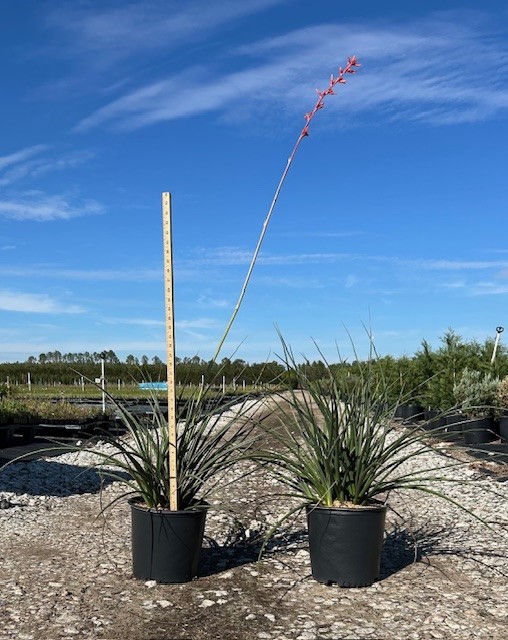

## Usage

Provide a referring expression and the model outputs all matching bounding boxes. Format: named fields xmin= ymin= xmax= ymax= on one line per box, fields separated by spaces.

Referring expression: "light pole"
xmin=491 ymin=327 xmax=504 ymax=365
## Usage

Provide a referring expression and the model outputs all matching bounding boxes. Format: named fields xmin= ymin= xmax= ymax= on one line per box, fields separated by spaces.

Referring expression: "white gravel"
xmin=0 ymin=413 xmax=507 ymax=640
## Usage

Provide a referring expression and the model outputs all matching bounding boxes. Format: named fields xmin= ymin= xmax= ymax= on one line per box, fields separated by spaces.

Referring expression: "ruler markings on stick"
xmin=162 ymin=192 xmax=178 ymax=511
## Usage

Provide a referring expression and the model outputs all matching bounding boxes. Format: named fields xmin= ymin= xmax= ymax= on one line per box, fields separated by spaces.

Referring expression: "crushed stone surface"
xmin=1 ymin=407 xmax=507 ymax=640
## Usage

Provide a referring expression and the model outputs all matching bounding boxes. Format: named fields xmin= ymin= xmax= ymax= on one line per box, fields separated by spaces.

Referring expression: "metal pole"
xmin=491 ymin=326 xmax=504 ymax=364
xmin=99 ymin=352 xmax=107 ymax=414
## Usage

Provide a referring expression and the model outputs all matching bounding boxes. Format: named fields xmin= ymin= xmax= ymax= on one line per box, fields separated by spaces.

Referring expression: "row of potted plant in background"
xmin=396 ymin=367 xmax=508 ymax=444
xmin=0 ymin=397 xmax=107 ymax=425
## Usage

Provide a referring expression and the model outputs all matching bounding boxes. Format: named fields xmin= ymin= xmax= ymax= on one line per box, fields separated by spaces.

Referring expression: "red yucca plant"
xmin=212 ymin=56 xmax=361 ymax=361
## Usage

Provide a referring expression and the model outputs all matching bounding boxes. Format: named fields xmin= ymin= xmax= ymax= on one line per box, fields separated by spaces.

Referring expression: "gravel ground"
xmin=0 ymin=402 xmax=507 ymax=640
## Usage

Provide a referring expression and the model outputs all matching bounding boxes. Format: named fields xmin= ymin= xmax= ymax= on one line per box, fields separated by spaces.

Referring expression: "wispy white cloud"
xmin=176 ymin=318 xmax=221 ymax=330
xmin=0 ymin=150 xmax=94 ymax=187
xmin=257 ymin=275 xmax=324 ymax=289
xmin=73 ymin=61 xmax=293 ymax=132
xmin=72 ymin=10 xmax=508 ymax=132
xmin=470 ymin=282 xmax=508 ymax=296
xmin=174 ymin=317 xmax=222 ymax=344
xmin=275 ymin=230 xmax=363 ymax=239
xmin=345 ymin=275 xmax=358 ymax=289
xmin=98 ymin=317 xmax=165 ymax=327
xmin=0 ymin=145 xmax=48 ymax=171
xmin=0 ymin=290 xmax=83 ymax=314
xmin=46 ymin=0 xmax=288 ymax=68
xmin=0 ymin=193 xmax=104 ymax=222
xmin=194 ymin=247 xmax=356 ymax=266
xmin=196 ymin=295 xmax=229 ymax=308
xmin=191 ymin=246 xmax=508 ymax=271
xmin=439 ymin=281 xmax=467 ymax=289
xmin=416 ymin=258 xmax=508 ymax=271
xmin=0 ymin=265 xmax=160 ymax=281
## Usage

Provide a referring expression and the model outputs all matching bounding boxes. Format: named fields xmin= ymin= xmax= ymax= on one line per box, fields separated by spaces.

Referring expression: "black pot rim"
xmin=128 ymin=496 xmax=208 ymax=515
xmin=306 ymin=500 xmax=387 ymax=514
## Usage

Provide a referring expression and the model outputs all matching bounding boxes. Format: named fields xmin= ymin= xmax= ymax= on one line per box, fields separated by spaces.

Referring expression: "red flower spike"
xmin=211 ymin=55 xmax=360 ymax=362
xmin=292 ymin=55 xmax=358 ymax=140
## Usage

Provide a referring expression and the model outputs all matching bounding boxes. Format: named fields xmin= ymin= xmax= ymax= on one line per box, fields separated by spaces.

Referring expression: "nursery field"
xmin=4 ymin=382 xmax=264 ymax=401
xmin=0 ymin=398 xmax=507 ymax=640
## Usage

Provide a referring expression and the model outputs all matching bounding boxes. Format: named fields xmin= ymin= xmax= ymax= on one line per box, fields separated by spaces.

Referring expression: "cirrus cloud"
xmin=0 ymin=193 xmax=103 ymax=221
xmin=0 ymin=290 xmax=83 ymax=314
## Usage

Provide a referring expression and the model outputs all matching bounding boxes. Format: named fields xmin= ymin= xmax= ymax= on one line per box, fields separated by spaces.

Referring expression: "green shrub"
xmin=495 ymin=375 xmax=508 ymax=415
xmin=453 ymin=368 xmax=499 ymax=418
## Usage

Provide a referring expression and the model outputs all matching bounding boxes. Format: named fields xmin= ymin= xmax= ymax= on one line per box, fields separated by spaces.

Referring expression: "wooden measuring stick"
xmin=162 ymin=192 xmax=178 ymax=511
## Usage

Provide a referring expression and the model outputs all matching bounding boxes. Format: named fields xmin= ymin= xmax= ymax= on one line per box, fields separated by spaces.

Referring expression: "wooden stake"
xmin=162 ymin=192 xmax=178 ymax=511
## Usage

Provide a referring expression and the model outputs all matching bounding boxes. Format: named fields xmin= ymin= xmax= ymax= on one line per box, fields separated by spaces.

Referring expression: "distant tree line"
xmin=1 ymin=331 xmax=508 ymax=401
xmin=25 ymin=350 xmax=151 ymax=365
xmin=0 ymin=351 xmax=287 ymax=387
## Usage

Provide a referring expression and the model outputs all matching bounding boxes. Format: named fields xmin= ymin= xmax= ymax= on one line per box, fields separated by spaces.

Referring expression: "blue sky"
xmin=1 ymin=0 xmax=508 ymax=364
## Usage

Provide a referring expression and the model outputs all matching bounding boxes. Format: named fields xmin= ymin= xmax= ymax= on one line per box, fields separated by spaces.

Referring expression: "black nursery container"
xmin=423 ymin=409 xmax=446 ymax=431
xmin=442 ymin=414 xmax=465 ymax=442
xmin=401 ymin=404 xmax=424 ymax=424
xmin=306 ymin=503 xmax=386 ymax=587
xmin=500 ymin=416 xmax=508 ymax=443
xmin=463 ymin=417 xmax=497 ymax=445
xmin=129 ymin=498 xmax=207 ymax=583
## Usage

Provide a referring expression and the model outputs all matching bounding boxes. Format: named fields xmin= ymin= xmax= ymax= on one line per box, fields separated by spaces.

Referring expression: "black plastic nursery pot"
xmin=129 ymin=498 xmax=207 ymax=583
xmin=463 ymin=417 xmax=497 ymax=446
xmin=394 ymin=405 xmax=405 ymax=419
xmin=401 ymin=404 xmax=424 ymax=424
xmin=500 ymin=417 xmax=508 ymax=443
xmin=306 ymin=502 xmax=387 ymax=588
xmin=423 ymin=410 xmax=446 ymax=431
xmin=441 ymin=414 xmax=465 ymax=442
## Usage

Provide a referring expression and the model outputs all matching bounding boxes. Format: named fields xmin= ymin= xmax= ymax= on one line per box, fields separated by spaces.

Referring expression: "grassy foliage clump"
xmin=255 ymin=336 xmax=487 ymax=512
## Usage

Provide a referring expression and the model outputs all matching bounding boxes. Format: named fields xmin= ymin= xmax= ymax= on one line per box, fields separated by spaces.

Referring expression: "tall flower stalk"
xmin=212 ymin=56 xmax=360 ymax=362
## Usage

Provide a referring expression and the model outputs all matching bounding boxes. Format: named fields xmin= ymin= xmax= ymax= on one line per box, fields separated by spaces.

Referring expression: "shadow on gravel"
xmin=199 ymin=544 xmax=258 ymax=576
xmin=0 ymin=458 xmax=128 ymax=498
xmin=380 ymin=522 xmax=508 ymax=580
xmin=199 ymin=528 xmax=308 ymax=577
xmin=380 ymin=523 xmax=428 ymax=578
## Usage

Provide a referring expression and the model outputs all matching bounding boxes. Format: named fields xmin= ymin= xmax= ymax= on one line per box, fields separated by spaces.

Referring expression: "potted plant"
xmin=418 ymin=377 xmax=464 ymax=441
xmin=2 ymin=379 xmax=259 ymax=583
xmin=453 ymin=368 xmax=499 ymax=445
xmin=495 ymin=375 xmax=508 ymax=443
xmin=86 ymin=384 xmax=259 ymax=583
xmin=254 ymin=336 xmax=487 ymax=588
